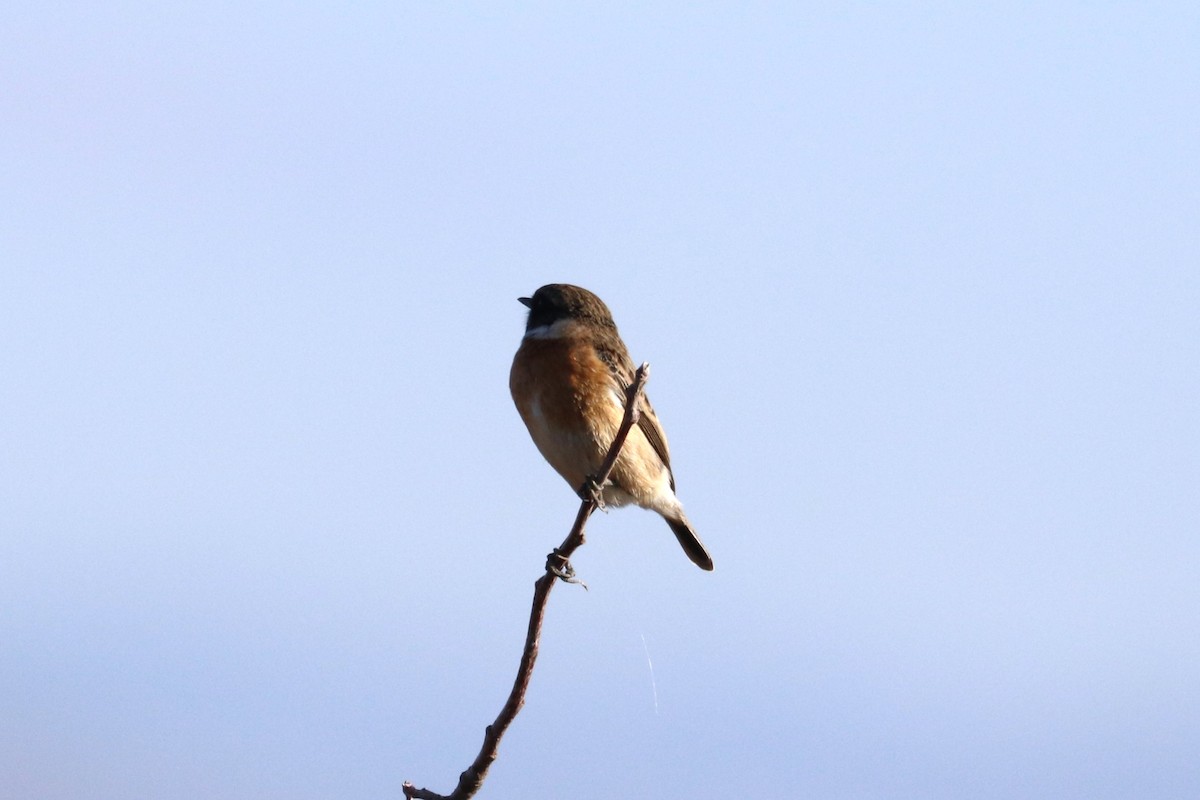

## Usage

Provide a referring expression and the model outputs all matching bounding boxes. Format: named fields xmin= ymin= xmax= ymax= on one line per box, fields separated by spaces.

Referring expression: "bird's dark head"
xmin=518 ymin=284 xmax=616 ymax=334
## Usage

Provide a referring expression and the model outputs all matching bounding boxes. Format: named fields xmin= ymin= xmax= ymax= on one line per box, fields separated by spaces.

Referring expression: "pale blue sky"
xmin=2 ymin=3 xmax=1198 ymax=798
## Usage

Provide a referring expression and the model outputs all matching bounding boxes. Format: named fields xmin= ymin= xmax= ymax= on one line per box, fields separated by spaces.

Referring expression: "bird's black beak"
xmin=518 ymin=296 xmax=533 ymax=308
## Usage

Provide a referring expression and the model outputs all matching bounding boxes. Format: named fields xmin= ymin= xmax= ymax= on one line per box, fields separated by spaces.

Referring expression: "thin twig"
xmin=403 ymin=364 xmax=651 ymax=800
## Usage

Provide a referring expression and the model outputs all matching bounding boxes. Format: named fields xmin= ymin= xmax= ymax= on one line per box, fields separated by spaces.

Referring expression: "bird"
xmin=509 ymin=283 xmax=713 ymax=571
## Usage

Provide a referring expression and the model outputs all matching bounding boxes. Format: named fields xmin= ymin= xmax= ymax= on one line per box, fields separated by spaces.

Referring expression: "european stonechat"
xmin=509 ymin=284 xmax=714 ymax=571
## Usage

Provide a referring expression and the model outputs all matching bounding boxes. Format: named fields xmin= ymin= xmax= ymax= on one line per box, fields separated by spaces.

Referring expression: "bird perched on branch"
xmin=509 ymin=284 xmax=714 ymax=571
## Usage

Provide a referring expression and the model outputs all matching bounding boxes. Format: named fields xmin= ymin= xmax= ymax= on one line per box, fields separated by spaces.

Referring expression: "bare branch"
xmin=403 ymin=364 xmax=651 ymax=800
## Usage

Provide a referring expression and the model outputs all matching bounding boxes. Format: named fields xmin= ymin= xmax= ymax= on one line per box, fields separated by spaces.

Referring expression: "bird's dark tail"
xmin=665 ymin=514 xmax=714 ymax=571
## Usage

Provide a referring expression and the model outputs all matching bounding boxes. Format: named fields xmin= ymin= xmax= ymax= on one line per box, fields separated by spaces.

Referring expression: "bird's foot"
xmin=546 ymin=549 xmax=588 ymax=589
xmin=579 ymin=476 xmax=608 ymax=511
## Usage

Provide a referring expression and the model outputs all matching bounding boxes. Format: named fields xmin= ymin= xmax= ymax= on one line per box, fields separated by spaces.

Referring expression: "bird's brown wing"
xmin=595 ymin=340 xmax=676 ymax=491
xmin=633 ymin=396 xmax=675 ymax=491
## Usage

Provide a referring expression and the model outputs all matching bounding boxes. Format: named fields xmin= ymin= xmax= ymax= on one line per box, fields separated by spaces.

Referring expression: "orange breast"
xmin=510 ymin=335 xmax=624 ymax=491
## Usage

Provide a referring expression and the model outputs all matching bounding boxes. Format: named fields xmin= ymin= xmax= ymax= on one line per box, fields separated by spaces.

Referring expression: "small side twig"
xmin=403 ymin=363 xmax=651 ymax=800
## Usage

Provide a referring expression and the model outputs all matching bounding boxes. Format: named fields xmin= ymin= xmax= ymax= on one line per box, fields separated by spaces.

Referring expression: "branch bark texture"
xmin=403 ymin=363 xmax=651 ymax=800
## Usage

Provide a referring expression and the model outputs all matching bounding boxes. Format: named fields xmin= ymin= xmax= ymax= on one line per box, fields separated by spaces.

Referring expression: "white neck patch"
xmin=523 ymin=318 xmax=573 ymax=340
